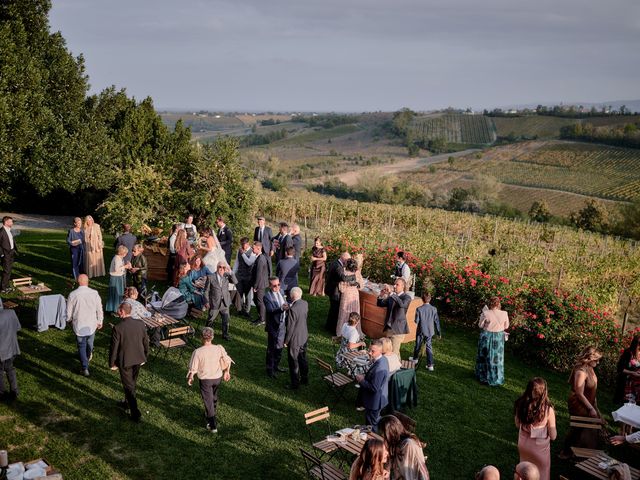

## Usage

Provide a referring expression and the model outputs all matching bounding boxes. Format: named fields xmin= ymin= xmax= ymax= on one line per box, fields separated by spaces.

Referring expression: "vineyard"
xmin=260 ymin=189 xmax=640 ymax=319
xmin=433 ymin=141 xmax=640 ymax=202
xmin=493 ymin=116 xmax=579 ymax=138
xmin=408 ymin=114 xmax=496 ymax=145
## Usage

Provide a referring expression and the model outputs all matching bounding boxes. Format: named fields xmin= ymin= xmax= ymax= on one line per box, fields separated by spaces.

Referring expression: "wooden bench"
xmin=316 ymin=358 xmax=354 ymax=403
xmin=300 ymin=448 xmax=346 ymax=480
xmin=12 ymin=277 xmax=32 ymax=288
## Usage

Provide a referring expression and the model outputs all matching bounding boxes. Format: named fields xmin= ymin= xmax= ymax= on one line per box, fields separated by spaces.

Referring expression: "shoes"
xmin=81 ymin=369 xmax=90 ymax=377
xmin=267 ymin=371 xmax=277 ymax=379
xmin=356 ymin=407 xmax=365 ymax=412
xmin=284 ymin=384 xmax=299 ymax=390
xmin=427 ymin=365 xmax=434 ymax=371
xmin=252 ymin=320 xmax=265 ymax=327
xmin=88 ymin=351 xmax=93 ymax=363
xmin=130 ymin=413 xmax=142 ymax=423
xmin=276 ymin=367 xmax=287 ymax=373
xmin=1 ymin=288 xmax=11 ymax=294
xmin=117 ymin=400 xmax=129 ymax=411
xmin=206 ymin=417 xmax=218 ymax=433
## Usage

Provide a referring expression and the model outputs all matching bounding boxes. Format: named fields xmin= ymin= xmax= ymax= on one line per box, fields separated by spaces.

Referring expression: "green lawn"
xmin=0 ymin=230 xmax=635 ymax=479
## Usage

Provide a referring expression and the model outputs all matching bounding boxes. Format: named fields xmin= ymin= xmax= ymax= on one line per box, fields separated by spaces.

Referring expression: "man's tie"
xmin=259 ymin=228 xmax=263 ymax=242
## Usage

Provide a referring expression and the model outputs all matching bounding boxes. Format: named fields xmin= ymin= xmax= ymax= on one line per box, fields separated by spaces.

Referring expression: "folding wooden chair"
xmin=304 ymin=406 xmax=338 ymax=459
xmin=569 ymin=415 xmax=604 ymax=432
xmin=330 ymin=336 xmax=342 ymax=357
xmin=316 ymin=357 xmax=354 ymax=403
xmin=154 ymin=325 xmax=194 ymax=361
xmin=300 ymin=448 xmax=346 ymax=480
xmin=12 ymin=277 xmax=32 ymax=300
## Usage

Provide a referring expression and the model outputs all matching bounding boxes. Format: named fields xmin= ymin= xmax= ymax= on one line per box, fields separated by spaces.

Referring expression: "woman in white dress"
xmin=199 ymin=227 xmax=229 ymax=270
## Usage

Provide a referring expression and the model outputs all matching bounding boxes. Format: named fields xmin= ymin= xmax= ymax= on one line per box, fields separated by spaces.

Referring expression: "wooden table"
xmin=17 ymin=284 xmax=51 ymax=296
xmin=576 ymin=453 xmax=640 ymax=480
xmin=141 ymin=313 xmax=180 ymax=329
xmin=359 ymin=289 xmax=422 ymax=343
xmin=334 ymin=431 xmax=383 ymax=456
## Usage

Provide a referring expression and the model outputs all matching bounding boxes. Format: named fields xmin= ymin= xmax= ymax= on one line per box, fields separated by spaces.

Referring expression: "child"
xmin=413 ymin=293 xmax=441 ymax=370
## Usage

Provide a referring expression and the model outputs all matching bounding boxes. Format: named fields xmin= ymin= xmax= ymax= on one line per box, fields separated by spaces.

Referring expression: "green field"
xmin=1 ymin=230 xmax=634 ymax=480
xmin=160 ymin=113 xmax=244 ymax=132
xmin=409 ymin=114 xmax=496 ymax=145
xmin=435 ymin=141 xmax=640 ymax=201
xmin=493 ymin=116 xmax=579 ymax=139
xmin=273 ymin=124 xmax=362 ymax=146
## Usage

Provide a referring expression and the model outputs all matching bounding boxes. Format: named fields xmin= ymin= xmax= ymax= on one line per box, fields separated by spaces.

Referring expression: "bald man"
xmin=67 ymin=274 xmax=103 ymax=376
xmin=514 ymin=462 xmax=539 ymax=480
xmin=475 ymin=465 xmax=500 ymax=480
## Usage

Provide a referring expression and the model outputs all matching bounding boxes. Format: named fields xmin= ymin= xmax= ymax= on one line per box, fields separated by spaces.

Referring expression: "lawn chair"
xmin=299 ymin=448 xmax=346 ymax=480
xmin=153 ymin=325 xmax=194 ymax=361
xmin=330 ymin=336 xmax=342 ymax=357
xmin=316 ymin=357 xmax=354 ymax=403
xmin=12 ymin=277 xmax=32 ymax=300
xmin=304 ymin=406 xmax=338 ymax=459
xmin=569 ymin=415 xmax=604 ymax=433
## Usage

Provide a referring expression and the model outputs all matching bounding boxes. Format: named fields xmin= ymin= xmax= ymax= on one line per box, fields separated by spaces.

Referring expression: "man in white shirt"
xmin=394 ymin=251 xmax=411 ymax=291
xmin=166 ymin=223 xmax=181 ymax=284
xmin=67 ymin=274 xmax=103 ymax=376
xmin=232 ymin=237 xmax=257 ymax=317
xmin=0 ymin=216 xmax=17 ymax=293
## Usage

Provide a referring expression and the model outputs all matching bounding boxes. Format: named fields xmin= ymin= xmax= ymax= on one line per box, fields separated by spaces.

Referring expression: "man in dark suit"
xmin=264 ymin=277 xmax=288 ymax=378
xmin=377 ymin=278 xmax=411 ymax=357
xmin=251 ymin=242 xmax=270 ymax=326
xmin=204 ymin=262 xmax=238 ymax=340
xmin=413 ymin=292 xmax=441 ymax=371
xmin=114 ymin=223 xmax=137 ymax=264
xmin=109 ymin=302 xmax=149 ymax=422
xmin=232 ymin=237 xmax=257 ymax=318
xmin=324 ymin=251 xmax=356 ymax=333
xmin=290 ymin=223 xmax=302 ymax=261
xmin=216 ymin=216 xmax=233 ymax=265
xmin=0 ymin=216 xmax=17 ymax=293
xmin=355 ymin=339 xmax=389 ymax=431
xmin=0 ymin=307 xmax=21 ymax=401
xmin=276 ymin=247 xmax=299 ymax=298
xmin=273 ymin=222 xmax=292 ymax=262
xmin=253 ymin=216 xmax=273 ymax=258
xmin=283 ymin=287 xmax=308 ymax=390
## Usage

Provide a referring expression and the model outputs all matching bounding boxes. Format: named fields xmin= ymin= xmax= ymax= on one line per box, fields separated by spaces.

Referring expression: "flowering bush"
xmin=324 ymin=235 xmax=623 ymax=380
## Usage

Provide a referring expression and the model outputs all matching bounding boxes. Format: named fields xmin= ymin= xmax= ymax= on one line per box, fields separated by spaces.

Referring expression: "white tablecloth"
xmin=612 ymin=403 xmax=640 ymax=429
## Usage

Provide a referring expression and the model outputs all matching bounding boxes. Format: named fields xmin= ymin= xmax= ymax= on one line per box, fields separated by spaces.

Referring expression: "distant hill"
xmin=497 ymin=99 xmax=640 ymax=113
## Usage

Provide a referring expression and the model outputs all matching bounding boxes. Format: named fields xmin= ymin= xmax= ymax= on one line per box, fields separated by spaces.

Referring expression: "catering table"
xmin=358 ymin=286 xmax=422 ymax=343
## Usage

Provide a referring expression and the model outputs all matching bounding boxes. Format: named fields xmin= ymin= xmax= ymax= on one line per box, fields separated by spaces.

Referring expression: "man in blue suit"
xmin=413 ymin=293 xmax=441 ymax=371
xmin=355 ymin=339 xmax=389 ymax=431
xmin=276 ymin=247 xmax=299 ymax=299
xmin=264 ymin=277 xmax=288 ymax=378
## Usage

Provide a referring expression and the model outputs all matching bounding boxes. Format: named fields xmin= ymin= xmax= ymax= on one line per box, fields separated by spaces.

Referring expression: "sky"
xmin=49 ymin=0 xmax=640 ymax=112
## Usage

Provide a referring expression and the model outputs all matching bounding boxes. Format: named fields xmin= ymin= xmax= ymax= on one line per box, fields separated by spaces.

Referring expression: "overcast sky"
xmin=49 ymin=0 xmax=640 ymax=112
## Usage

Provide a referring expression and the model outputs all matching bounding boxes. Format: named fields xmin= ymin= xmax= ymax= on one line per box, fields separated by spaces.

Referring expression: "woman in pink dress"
xmin=514 ymin=377 xmax=557 ymax=480
xmin=336 ymin=258 xmax=361 ymax=336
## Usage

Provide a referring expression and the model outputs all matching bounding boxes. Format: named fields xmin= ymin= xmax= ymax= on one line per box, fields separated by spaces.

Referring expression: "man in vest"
xmin=232 ymin=237 xmax=257 ymax=318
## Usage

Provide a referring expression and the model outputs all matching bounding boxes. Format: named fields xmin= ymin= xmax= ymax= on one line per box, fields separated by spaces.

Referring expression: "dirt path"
xmin=0 ymin=212 xmax=73 ymax=231
xmin=330 ymin=148 xmax=479 ymax=186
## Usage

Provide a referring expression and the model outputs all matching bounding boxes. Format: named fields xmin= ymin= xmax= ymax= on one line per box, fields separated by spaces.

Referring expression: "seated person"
xmin=381 ymin=337 xmax=401 ymax=374
xmin=188 ymin=256 xmax=213 ymax=284
xmin=610 ymin=430 xmax=640 ymax=445
xmin=336 ymin=313 xmax=368 ymax=376
xmin=176 ymin=263 xmax=204 ymax=310
xmin=123 ymin=287 xmax=152 ymax=320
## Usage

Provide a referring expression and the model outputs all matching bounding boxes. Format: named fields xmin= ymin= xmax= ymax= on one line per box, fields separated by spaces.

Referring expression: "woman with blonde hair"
xmin=381 ymin=337 xmax=402 ymax=374
xmin=106 ymin=245 xmax=131 ymax=313
xmin=475 ymin=296 xmax=509 ymax=386
xmin=83 ymin=215 xmax=105 ymax=278
xmin=349 ymin=438 xmax=390 ymax=480
xmin=514 ymin=377 xmax=556 ymax=480
xmin=559 ymin=346 xmax=603 ymax=458
xmin=123 ymin=286 xmax=151 ymax=320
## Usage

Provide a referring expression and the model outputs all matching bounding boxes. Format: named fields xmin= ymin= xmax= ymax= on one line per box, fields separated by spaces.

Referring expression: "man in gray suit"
xmin=0 ymin=308 xmax=21 ymax=402
xmin=204 ymin=261 xmax=238 ymax=341
xmin=413 ymin=293 xmax=441 ymax=371
xmin=283 ymin=287 xmax=308 ymax=390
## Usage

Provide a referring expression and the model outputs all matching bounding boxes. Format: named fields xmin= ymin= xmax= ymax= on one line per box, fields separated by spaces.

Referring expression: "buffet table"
xmin=358 ymin=284 xmax=422 ymax=343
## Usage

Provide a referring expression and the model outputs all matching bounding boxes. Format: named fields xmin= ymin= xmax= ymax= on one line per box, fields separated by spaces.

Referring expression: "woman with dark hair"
xmin=336 ymin=258 xmax=361 ymax=336
xmin=378 ymin=415 xmax=429 ymax=480
xmin=559 ymin=346 xmax=603 ymax=458
xmin=309 ymin=237 xmax=327 ymax=296
xmin=349 ymin=438 xmax=390 ymax=480
xmin=614 ymin=334 xmax=640 ymax=405
xmin=475 ymin=296 xmax=509 ymax=386
xmin=188 ymin=256 xmax=214 ymax=283
xmin=514 ymin=377 xmax=556 ymax=480
xmin=176 ymin=263 xmax=204 ymax=309
xmin=67 ymin=217 xmax=85 ymax=280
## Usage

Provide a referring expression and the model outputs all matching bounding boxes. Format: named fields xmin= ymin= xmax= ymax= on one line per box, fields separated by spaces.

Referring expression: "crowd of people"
xmin=0 ymin=213 xmax=639 ymax=479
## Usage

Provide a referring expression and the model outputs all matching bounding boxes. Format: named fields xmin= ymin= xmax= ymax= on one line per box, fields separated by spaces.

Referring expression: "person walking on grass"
xmin=412 ymin=293 xmax=441 ymax=371
xmin=67 ymin=274 xmax=103 ymax=377
xmin=187 ymin=327 xmax=233 ymax=433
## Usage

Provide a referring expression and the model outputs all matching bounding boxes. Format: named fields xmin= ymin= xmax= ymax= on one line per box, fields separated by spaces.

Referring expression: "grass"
xmin=273 ymin=124 xmax=361 ymax=146
xmin=0 ymin=230 xmax=635 ymax=479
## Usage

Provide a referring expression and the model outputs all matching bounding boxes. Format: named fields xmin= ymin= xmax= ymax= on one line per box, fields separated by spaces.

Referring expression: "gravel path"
xmin=0 ymin=212 xmax=73 ymax=231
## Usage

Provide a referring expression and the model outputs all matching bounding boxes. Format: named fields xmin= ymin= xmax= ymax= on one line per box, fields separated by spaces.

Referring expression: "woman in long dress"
xmin=67 ymin=217 xmax=85 ymax=280
xmin=336 ymin=312 xmax=368 ymax=375
xmin=309 ymin=237 xmax=327 ymax=296
xmin=83 ymin=215 xmax=105 ymax=278
xmin=336 ymin=258 xmax=361 ymax=336
xmin=106 ymin=245 xmax=131 ymax=313
xmin=475 ymin=296 xmax=509 ymax=386
xmin=199 ymin=227 xmax=228 ymax=270
xmin=614 ymin=334 xmax=640 ymax=405
xmin=514 ymin=377 xmax=557 ymax=480
xmin=559 ymin=346 xmax=603 ymax=458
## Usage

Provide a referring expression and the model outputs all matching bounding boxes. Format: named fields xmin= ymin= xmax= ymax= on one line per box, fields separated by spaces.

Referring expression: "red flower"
xmin=537 ymin=333 xmax=545 ymax=339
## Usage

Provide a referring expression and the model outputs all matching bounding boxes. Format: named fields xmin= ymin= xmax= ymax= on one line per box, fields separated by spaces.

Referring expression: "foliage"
xmin=561 ymin=121 xmax=640 ymax=149
xmin=295 ymin=113 xmax=359 ymax=129
xmin=570 ymin=199 xmax=609 ymax=232
xmin=528 ymin=200 xmax=551 ymax=222
xmin=238 ymin=128 xmax=287 ymax=147
xmin=408 ymin=114 xmax=496 ymax=146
